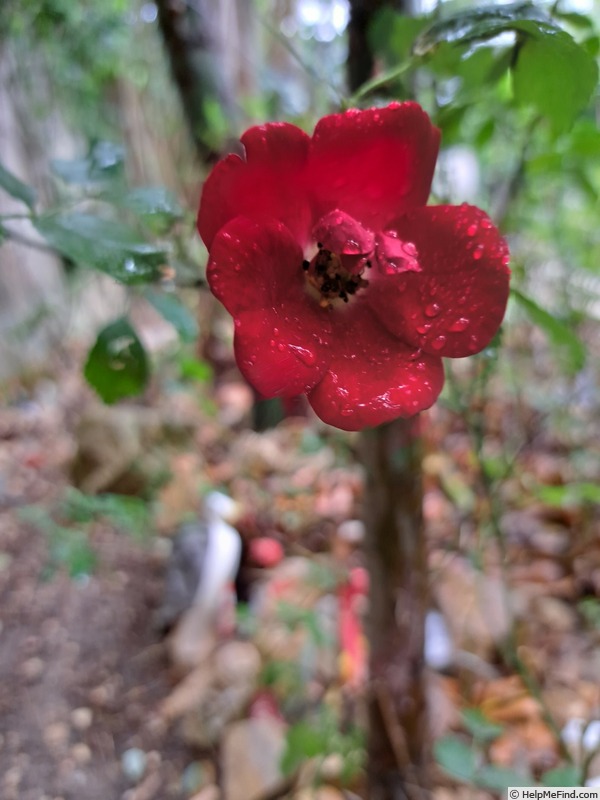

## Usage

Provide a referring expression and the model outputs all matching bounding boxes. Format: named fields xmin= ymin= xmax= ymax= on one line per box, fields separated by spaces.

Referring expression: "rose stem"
xmin=360 ymin=418 xmax=430 ymax=799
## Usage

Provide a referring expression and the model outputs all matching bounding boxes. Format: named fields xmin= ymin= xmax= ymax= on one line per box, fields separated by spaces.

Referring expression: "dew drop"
xmin=425 ymin=303 xmax=440 ymax=318
xmin=277 ymin=342 xmax=286 ymax=352
xmin=431 ymin=335 xmax=446 ymax=350
xmin=502 ymin=253 xmax=510 ymax=267
xmin=449 ymin=317 xmax=470 ymax=332
xmin=288 ymin=344 xmax=316 ymax=367
xmin=416 ymin=324 xmax=431 ymax=334
xmin=234 ymin=263 xmax=241 ymax=272
xmin=269 ymin=339 xmax=276 ymax=348
xmin=457 ymin=295 xmax=467 ymax=306
xmin=468 ymin=335 xmax=479 ymax=352
xmin=340 ymin=406 xmax=353 ymax=417
xmin=467 ymin=223 xmax=478 ymax=237
xmin=273 ymin=327 xmax=279 ymax=337
xmin=473 ymin=245 xmax=484 ymax=261
xmin=234 ymin=318 xmax=241 ymax=329
xmin=480 ymin=218 xmax=493 ymax=229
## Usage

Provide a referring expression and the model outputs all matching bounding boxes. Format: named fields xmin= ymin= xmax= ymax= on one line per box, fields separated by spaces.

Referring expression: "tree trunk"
xmin=155 ymin=0 xmax=246 ymax=162
xmin=347 ymin=0 xmax=411 ymax=93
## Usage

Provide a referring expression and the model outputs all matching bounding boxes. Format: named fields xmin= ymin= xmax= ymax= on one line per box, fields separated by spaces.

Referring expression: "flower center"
xmin=303 ymin=244 xmax=370 ymax=310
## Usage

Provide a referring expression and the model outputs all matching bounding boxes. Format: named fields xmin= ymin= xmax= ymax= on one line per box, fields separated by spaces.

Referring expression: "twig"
xmin=1 ymin=225 xmax=56 ymax=254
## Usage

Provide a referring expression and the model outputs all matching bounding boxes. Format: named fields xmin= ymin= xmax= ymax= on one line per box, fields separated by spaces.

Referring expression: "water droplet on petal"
xmin=425 ymin=303 xmax=440 ymax=318
xmin=449 ymin=317 xmax=470 ymax=332
xmin=341 ymin=406 xmax=353 ymax=417
xmin=234 ymin=263 xmax=241 ymax=272
xmin=480 ymin=218 xmax=493 ymax=229
xmin=288 ymin=344 xmax=316 ymax=366
xmin=277 ymin=342 xmax=286 ymax=352
xmin=416 ymin=324 xmax=431 ymax=334
xmin=468 ymin=335 xmax=480 ymax=352
xmin=376 ymin=234 xmax=420 ymax=275
xmin=473 ymin=245 xmax=484 ymax=261
xmin=273 ymin=327 xmax=279 ymax=337
xmin=234 ymin=318 xmax=241 ymax=329
xmin=431 ymin=335 xmax=446 ymax=350
xmin=467 ymin=223 xmax=478 ymax=237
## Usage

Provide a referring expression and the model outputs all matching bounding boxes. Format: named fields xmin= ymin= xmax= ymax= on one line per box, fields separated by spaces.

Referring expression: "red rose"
xmin=198 ymin=102 xmax=510 ymax=431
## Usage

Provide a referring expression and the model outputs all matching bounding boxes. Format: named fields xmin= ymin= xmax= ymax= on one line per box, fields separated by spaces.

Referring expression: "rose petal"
xmin=206 ymin=217 xmax=306 ymax=317
xmin=234 ymin=305 xmax=331 ymax=398
xmin=312 ymin=209 xmax=375 ymax=256
xmin=309 ymin=102 xmax=440 ymax=231
xmin=197 ymin=123 xmax=312 ymax=250
xmin=307 ymin=304 xmax=444 ymax=431
xmin=367 ymin=205 xmax=510 ymax=358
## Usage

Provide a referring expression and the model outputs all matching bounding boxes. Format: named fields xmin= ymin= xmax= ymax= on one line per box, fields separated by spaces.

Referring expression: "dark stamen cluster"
xmin=304 ymin=244 xmax=370 ymax=309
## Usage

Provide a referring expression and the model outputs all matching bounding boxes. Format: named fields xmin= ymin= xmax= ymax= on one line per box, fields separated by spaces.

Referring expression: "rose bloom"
xmin=197 ymin=102 xmax=510 ymax=431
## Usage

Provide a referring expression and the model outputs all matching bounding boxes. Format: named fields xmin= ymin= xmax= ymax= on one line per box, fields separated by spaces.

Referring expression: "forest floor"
xmin=0 ymin=339 xmax=599 ymax=800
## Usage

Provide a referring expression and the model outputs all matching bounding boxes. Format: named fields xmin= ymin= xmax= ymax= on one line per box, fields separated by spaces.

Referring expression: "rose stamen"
xmin=304 ymin=244 xmax=369 ymax=310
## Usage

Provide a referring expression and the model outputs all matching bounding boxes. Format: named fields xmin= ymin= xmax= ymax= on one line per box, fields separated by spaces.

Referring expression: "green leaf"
xmin=0 ymin=161 xmax=36 ymax=208
xmin=413 ymin=2 xmax=597 ymax=131
xmin=281 ymin=720 xmax=328 ymax=776
xmin=461 ymin=708 xmax=504 ymax=742
xmin=144 ymin=288 xmax=198 ymax=343
xmin=553 ymin=11 xmax=594 ymax=30
xmin=34 ymin=213 xmax=166 ymax=284
xmin=513 ymin=29 xmax=598 ymax=132
xmin=179 ymin=355 xmax=213 ymax=384
xmin=51 ymin=141 xmax=125 ymax=185
xmin=535 ymin=482 xmax=600 ymax=508
xmin=368 ymin=8 xmax=430 ymax=64
xmin=477 ymin=764 xmax=532 ymax=790
xmin=541 ymin=765 xmax=581 ymax=787
xmin=414 ymin=3 xmax=551 ymax=55
xmin=117 ymin=187 xmax=184 ymax=232
xmin=84 ymin=317 xmax=150 ymax=403
xmin=510 ymin=289 xmax=586 ymax=373
xmin=434 ymin=735 xmax=478 ymax=783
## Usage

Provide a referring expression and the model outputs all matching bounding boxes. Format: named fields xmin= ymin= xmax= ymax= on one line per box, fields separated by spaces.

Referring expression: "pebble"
xmin=121 ymin=748 xmax=147 ymax=783
xmin=222 ymin=718 xmax=287 ymax=800
xmin=181 ymin=760 xmax=216 ymax=794
xmin=71 ymin=707 xmax=93 ymax=731
xmin=71 ymin=743 xmax=92 ymax=764
xmin=43 ymin=722 xmax=70 ymax=751
xmin=190 ymin=786 xmax=221 ymax=800
xmin=214 ymin=641 xmax=261 ymax=686
xmin=21 ymin=656 xmax=44 ymax=682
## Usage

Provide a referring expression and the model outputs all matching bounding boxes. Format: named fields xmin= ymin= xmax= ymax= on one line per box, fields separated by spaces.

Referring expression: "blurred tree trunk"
xmin=155 ymin=0 xmax=254 ymax=162
xmin=347 ymin=0 xmax=413 ymax=92
xmin=0 ymin=44 xmax=68 ymax=380
xmin=348 ymin=2 xmax=430 ymax=798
